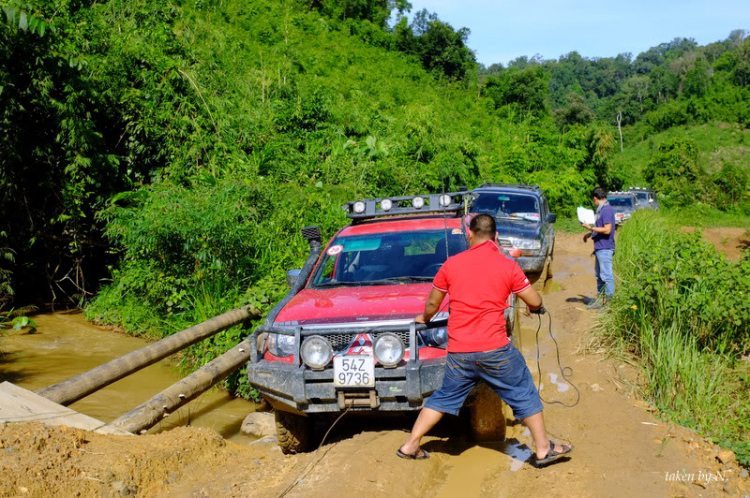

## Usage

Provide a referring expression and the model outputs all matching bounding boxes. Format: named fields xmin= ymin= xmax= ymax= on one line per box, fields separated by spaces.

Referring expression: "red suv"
xmin=247 ymin=192 xmax=520 ymax=453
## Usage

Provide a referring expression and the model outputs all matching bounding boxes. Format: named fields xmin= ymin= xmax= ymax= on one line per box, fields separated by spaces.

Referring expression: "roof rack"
xmin=343 ymin=191 xmax=476 ymax=223
xmin=627 ymin=187 xmax=654 ymax=191
xmin=607 ymin=191 xmax=636 ymax=196
xmin=477 ymin=183 xmax=542 ymax=193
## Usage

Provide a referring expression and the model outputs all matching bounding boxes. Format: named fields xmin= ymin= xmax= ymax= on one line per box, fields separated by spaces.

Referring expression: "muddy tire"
xmin=467 ymin=384 xmax=507 ymax=443
xmin=275 ymin=411 xmax=313 ymax=455
xmin=531 ymin=255 xmax=550 ymax=291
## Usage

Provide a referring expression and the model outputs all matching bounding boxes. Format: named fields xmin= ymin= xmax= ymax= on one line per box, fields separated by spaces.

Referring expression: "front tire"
xmin=275 ymin=411 xmax=313 ymax=454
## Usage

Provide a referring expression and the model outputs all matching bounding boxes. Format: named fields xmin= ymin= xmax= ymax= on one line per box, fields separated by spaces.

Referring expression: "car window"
xmin=312 ymin=229 xmax=468 ymax=286
xmin=472 ymin=193 xmax=541 ymax=222
xmin=635 ymin=193 xmax=648 ymax=202
xmin=608 ymin=197 xmax=635 ymax=208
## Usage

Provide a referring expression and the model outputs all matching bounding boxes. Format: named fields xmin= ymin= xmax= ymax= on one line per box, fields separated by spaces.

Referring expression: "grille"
xmin=498 ymin=238 xmax=513 ymax=247
xmin=302 ymin=330 xmax=411 ymax=352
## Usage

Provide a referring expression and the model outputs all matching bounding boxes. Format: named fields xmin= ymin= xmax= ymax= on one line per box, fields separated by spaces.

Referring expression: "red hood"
xmin=274 ymin=284 xmax=444 ymax=325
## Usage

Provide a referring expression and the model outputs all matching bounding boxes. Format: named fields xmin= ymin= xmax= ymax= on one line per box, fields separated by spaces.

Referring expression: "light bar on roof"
xmin=342 ymin=191 xmax=476 ymax=222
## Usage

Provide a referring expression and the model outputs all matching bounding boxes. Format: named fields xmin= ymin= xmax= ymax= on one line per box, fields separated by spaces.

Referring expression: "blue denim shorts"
xmin=424 ymin=344 xmax=543 ymax=420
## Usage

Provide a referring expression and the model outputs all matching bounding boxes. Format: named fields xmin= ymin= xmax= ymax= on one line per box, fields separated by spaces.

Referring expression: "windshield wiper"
xmin=314 ymin=281 xmax=365 ymax=288
xmin=496 ymin=216 xmax=527 ymax=222
xmin=315 ymin=276 xmax=434 ymax=288
xmin=364 ymin=276 xmax=435 ymax=284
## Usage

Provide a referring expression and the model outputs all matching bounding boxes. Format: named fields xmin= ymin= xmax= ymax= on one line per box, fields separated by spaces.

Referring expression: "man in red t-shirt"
xmin=397 ymin=214 xmax=573 ymax=467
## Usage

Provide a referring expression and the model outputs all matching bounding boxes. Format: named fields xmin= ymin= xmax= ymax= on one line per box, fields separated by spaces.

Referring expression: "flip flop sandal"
xmin=397 ymin=448 xmax=430 ymax=460
xmin=533 ymin=441 xmax=573 ymax=468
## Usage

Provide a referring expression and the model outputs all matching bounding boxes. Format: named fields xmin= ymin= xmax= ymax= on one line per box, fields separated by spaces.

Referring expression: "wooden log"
xmin=37 ymin=305 xmax=259 ymax=406
xmin=106 ymin=339 xmax=253 ymax=434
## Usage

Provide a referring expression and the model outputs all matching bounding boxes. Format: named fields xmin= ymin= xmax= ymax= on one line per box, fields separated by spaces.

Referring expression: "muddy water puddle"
xmin=0 ymin=312 xmax=257 ymax=443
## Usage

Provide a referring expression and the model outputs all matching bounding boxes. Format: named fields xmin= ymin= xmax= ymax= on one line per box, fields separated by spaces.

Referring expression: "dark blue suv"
xmin=471 ymin=184 xmax=556 ymax=286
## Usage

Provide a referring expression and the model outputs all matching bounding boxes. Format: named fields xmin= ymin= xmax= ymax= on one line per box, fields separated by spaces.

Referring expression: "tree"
xmin=683 ymin=57 xmax=710 ymax=98
xmin=395 ymin=9 xmax=475 ymax=80
xmin=484 ymin=66 xmax=549 ymax=114
xmin=553 ymin=92 xmax=594 ymax=130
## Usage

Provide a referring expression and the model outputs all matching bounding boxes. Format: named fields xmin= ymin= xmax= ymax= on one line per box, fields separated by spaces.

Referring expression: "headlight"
xmin=267 ymin=333 xmax=296 ymax=357
xmin=373 ymin=333 xmax=405 ymax=367
xmin=438 ymin=194 xmax=451 ymax=207
xmin=300 ymin=335 xmax=333 ymax=370
xmin=353 ymin=201 xmax=366 ymax=214
xmin=419 ymin=327 xmax=448 ymax=348
xmin=512 ymin=239 xmax=541 ymax=250
xmin=380 ymin=199 xmax=392 ymax=211
xmin=412 ymin=196 xmax=425 ymax=209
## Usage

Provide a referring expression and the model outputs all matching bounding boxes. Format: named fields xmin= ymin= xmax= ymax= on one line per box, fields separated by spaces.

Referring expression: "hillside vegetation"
xmin=599 ymin=210 xmax=750 ymax=466
xmin=1 ymin=0 xmax=748 ymax=394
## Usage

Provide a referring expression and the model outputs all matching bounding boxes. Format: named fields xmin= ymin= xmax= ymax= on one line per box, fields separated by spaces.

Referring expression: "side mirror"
xmin=546 ymin=213 xmax=557 ymax=223
xmin=286 ymin=269 xmax=302 ymax=289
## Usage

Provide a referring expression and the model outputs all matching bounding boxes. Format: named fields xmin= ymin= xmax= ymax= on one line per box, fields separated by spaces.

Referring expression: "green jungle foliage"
xmin=0 ymin=0 xmax=748 ymax=397
xmin=599 ymin=210 xmax=750 ymax=467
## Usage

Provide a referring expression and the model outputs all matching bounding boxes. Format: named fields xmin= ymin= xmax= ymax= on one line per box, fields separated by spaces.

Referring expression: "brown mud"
xmin=682 ymin=227 xmax=750 ymax=261
xmin=1 ymin=232 xmax=749 ymax=497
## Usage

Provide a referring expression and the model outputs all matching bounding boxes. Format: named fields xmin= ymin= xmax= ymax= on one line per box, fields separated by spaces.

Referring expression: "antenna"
xmin=440 ymin=163 xmax=449 ymax=260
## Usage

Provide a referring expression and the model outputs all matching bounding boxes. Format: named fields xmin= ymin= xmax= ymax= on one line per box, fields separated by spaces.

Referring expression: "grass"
xmin=659 ymin=204 xmax=750 ymax=228
xmin=595 ymin=209 xmax=750 ymax=467
xmin=555 ymin=216 xmax=588 ymax=233
xmin=614 ymin=121 xmax=750 ymax=186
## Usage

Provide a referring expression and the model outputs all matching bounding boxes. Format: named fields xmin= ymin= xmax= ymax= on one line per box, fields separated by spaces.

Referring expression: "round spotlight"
xmin=353 ymin=201 xmax=366 ymax=214
xmin=373 ymin=333 xmax=405 ymax=368
xmin=380 ymin=199 xmax=393 ymax=211
xmin=438 ymin=194 xmax=452 ymax=207
xmin=300 ymin=335 xmax=333 ymax=370
xmin=411 ymin=197 xmax=425 ymax=209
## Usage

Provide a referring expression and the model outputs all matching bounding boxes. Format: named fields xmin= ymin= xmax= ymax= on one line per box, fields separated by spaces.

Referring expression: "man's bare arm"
xmin=582 ymin=222 xmax=612 ymax=235
xmin=415 ymin=288 xmax=447 ymax=323
xmin=516 ymin=286 xmax=543 ymax=312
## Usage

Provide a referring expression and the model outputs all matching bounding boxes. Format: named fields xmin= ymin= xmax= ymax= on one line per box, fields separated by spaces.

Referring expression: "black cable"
xmin=277 ymin=406 xmax=352 ymax=498
xmin=532 ymin=311 xmax=580 ymax=408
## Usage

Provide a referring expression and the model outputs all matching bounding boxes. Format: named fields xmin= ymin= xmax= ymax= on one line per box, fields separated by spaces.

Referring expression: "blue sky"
xmin=406 ymin=0 xmax=749 ymax=66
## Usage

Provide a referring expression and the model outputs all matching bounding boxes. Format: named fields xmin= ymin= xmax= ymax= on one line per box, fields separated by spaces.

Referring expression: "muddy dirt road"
xmin=1 ymin=233 xmax=748 ymax=497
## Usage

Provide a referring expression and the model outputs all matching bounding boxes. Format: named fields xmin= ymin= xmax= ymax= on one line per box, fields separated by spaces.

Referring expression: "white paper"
xmin=577 ymin=207 xmax=596 ymax=225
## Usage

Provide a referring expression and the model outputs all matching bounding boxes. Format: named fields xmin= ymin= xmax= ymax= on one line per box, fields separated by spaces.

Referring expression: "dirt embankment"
xmin=682 ymin=226 xmax=750 ymax=261
xmin=2 ymin=233 xmax=749 ymax=497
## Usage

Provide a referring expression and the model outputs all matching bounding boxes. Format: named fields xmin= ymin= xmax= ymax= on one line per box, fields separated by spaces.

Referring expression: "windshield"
xmin=471 ymin=193 xmax=540 ymax=222
xmin=311 ymin=229 xmax=468 ymax=287
xmin=608 ymin=197 xmax=635 ymax=208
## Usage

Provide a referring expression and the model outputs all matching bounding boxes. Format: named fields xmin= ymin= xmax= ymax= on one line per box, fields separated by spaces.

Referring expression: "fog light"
xmin=438 ymin=194 xmax=451 ymax=207
xmin=353 ymin=201 xmax=366 ymax=214
xmin=373 ymin=333 xmax=405 ymax=367
xmin=300 ymin=335 xmax=333 ymax=370
xmin=380 ymin=199 xmax=393 ymax=211
xmin=412 ymin=197 xmax=425 ymax=209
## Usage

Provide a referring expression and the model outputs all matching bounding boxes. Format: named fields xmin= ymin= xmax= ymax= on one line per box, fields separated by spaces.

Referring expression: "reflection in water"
xmin=0 ymin=312 xmax=256 ymax=443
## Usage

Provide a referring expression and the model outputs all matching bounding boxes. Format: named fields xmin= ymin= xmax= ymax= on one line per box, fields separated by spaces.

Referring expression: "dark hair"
xmin=592 ymin=187 xmax=607 ymax=200
xmin=469 ymin=213 xmax=496 ymax=239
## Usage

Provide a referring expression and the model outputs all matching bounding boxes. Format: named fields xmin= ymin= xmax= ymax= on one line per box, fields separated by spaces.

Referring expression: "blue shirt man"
xmin=582 ymin=188 xmax=615 ymax=304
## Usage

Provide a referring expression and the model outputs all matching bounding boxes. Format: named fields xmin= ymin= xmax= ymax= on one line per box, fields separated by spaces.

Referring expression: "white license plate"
xmin=333 ymin=356 xmax=375 ymax=388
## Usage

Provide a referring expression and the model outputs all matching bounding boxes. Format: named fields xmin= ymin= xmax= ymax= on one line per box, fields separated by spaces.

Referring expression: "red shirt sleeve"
xmin=433 ymin=261 xmax=449 ymax=292
xmin=510 ymin=262 xmax=531 ymax=294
